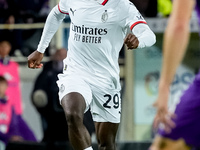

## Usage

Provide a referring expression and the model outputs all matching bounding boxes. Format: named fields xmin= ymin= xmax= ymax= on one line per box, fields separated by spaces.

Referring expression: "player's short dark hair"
xmin=0 ymin=76 xmax=8 ymax=85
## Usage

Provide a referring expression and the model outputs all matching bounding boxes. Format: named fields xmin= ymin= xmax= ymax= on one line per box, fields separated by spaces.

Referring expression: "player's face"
xmin=0 ymin=42 xmax=11 ymax=57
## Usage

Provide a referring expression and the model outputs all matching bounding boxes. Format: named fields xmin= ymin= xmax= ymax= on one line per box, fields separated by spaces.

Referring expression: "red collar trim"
xmin=101 ymin=0 xmax=108 ymax=5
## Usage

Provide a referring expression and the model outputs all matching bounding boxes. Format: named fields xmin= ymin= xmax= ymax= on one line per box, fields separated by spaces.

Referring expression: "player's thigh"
xmin=61 ymin=92 xmax=86 ymax=118
xmin=95 ymin=122 xmax=119 ymax=144
xmin=57 ymin=73 xmax=93 ymax=118
xmin=150 ymin=136 xmax=191 ymax=150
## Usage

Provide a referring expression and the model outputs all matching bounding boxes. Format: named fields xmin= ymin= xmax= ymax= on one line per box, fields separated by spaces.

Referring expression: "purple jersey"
xmin=196 ymin=0 xmax=200 ymax=27
xmin=159 ymin=72 xmax=200 ymax=147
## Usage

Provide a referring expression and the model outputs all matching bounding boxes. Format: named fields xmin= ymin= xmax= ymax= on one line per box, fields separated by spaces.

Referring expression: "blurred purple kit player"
xmin=157 ymin=0 xmax=200 ymax=149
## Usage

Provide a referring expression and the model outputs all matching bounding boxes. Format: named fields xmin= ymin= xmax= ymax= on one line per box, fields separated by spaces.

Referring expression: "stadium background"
xmin=0 ymin=0 xmax=200 ymax=149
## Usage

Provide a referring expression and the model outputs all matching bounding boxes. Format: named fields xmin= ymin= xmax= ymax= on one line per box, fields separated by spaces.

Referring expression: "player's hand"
xmin=124 ymin=33 xmax=139 ymax=49
xmin=153 ymin=86 xmax=176 ymax=133
xmin=27 ymin=50 xmax=44 ymax=69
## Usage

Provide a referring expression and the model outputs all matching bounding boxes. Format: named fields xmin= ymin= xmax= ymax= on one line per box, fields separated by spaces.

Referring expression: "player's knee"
xmin=97 ymin=138 xmax=115 ymax=150
xmin=64 ymin=110 xmax=83 ymax=126
xmin=150 ymin=136 xmax=190 ymax=150
xmin=98 ymin=142 xmax=115 ymax=150
xmin=149 ymin=136 xmax=167 ymax=150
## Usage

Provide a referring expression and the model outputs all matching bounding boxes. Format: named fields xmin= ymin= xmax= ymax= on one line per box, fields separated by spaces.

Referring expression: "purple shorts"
xmin=159 ymin=72 xmax=200 ymax=147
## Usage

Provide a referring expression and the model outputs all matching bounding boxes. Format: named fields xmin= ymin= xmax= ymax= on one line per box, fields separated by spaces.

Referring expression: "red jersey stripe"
xmin=58 ymin=3 xmax=69 ymax=15
xmin=130 ymin=21 xmax=147 ymax=30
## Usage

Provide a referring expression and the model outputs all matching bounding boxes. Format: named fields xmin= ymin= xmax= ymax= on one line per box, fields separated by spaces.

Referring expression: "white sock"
xmin=84 ymin=146 xmax=93 ymax=150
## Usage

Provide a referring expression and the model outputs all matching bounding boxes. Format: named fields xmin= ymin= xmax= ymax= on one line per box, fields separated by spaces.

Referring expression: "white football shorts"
xmin=57 ymin=73 xmax=121 ymax=123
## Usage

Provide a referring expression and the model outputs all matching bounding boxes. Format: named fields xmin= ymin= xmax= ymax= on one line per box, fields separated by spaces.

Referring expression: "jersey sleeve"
xmin=58 ymin=0 xmax=69 ymax=15
xmin=37 ymin=6 xmax=66 ymax=53
xmin=124 ymin=1 xmax=147 ymax=30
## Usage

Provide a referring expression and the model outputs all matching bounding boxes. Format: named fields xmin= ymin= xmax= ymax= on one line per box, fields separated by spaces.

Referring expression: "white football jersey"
xmin=58 ymin=0 xmax=149 ymax=90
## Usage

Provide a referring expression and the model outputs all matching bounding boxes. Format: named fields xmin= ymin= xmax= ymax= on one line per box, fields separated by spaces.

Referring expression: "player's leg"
xmin=149 ymin=136 xmax=191 ymax=150
xmin=57 ymin=73 xmax=93 ymax=150
xmin=88 ymin=79 xmax=121 ymax=150
xmin=95 ymin=122 xmax=119 ymax=150
xmin=61 ymin=92 xmax=92 ymax=150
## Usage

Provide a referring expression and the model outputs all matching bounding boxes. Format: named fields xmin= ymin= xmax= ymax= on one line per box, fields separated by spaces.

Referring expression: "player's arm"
xmin=159 ymin=0 xmax=195 ymax=90
xmin=153 ymin=0 xmax=195 ymax=132
xmin=28 ymin=5 xmax=66 ymax=69
xmin=123 ymin=1 xmax=156 ymax=49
